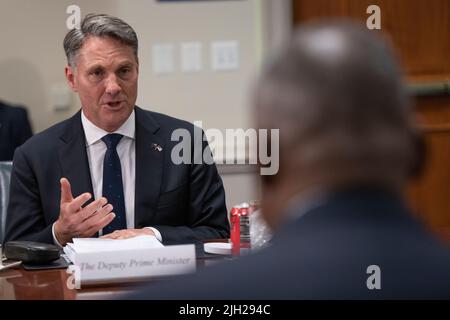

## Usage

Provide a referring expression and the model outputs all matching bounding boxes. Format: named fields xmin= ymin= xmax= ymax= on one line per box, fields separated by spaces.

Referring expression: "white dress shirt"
xmin=52 ymin=110 xmax=162 ymax=246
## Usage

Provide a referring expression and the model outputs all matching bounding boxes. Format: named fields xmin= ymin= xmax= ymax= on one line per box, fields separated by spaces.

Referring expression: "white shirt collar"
xmin=81 ymin=109 xmax=135 ymax=146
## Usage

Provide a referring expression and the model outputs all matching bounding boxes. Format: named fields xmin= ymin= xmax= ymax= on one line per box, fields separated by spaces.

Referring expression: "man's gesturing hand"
xmin=54 ymin=178 xmax=116 ymax=245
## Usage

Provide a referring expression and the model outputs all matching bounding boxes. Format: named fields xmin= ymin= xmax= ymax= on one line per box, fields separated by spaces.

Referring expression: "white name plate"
xmin=71 ymin=244 xmax=196 ymax=285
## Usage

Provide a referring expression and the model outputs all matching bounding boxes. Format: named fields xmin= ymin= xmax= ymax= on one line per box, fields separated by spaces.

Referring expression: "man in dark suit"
xmin=131 ymin=21 xmax=450 ymax=299
xmin=4 ymin=14 xmax=229 ymax=246
xmin=0 ymin=101 xmax=33 ymax=161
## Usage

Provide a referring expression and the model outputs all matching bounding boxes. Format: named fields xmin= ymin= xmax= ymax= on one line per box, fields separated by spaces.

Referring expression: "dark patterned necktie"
xmin=101 ymin=133 xmax=126 ymax=234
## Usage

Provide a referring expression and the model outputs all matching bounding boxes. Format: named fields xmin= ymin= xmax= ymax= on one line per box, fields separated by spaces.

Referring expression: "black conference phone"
xmin=3 ymin=241 xmax=60 ymax=264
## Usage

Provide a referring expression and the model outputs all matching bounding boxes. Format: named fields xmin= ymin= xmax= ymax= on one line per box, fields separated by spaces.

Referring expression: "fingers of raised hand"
xmin=80 ymin=197 xmax=109 ymax=221
xmin=66 ymin=192 xmax=92 ymax=214
xmin=60 ymin=178 xmax=73 ymax=204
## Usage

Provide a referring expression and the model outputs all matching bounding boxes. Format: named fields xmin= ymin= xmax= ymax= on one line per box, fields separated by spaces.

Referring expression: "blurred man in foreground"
xmin=131 ymin=21 xmax=450 ymax=299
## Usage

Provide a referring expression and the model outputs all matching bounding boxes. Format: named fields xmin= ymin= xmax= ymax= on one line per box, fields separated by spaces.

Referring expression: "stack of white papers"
xmin=64 ymin=235 xmax=163 ymax=263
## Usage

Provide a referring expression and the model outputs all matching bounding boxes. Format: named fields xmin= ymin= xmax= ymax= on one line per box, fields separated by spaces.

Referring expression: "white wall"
xmin=0 ymin=0 xmax=118 ymax=133
xmin=116 ymin=0 xmax=260 ymax=131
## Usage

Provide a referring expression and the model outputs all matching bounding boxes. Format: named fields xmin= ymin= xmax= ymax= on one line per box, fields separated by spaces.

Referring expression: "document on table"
xmin=63 ymin=235 xmax=164 ymax=263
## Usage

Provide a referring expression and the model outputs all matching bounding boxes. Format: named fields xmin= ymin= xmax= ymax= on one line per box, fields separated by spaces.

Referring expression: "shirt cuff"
xmin=145 ymin=227 xmax=162 ymax=242
xmin=52 ymin=223 xmax=64 ymax=248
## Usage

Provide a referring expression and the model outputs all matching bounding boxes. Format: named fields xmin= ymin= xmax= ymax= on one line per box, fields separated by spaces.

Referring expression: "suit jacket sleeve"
xmin=4 ymin=146 xmax=53 ymax=243
xmin=153 ymin=133 xmax=229 ymax=244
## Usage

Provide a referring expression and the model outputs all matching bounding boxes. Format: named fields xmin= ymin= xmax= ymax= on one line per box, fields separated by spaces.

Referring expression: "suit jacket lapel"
xmin=134 ymin=107 xmax=164 ymax=227
xmin=58 ymin=110 xmax=94 ymax=201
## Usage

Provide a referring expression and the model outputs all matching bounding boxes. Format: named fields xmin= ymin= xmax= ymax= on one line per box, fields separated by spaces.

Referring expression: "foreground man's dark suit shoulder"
xmin=132 ymin=188 xmax=450 ymax=299
xmin=5 ymin=106 xmax=229 ymax=244
xmin=0 ymin=102 xmax=33 ymax=161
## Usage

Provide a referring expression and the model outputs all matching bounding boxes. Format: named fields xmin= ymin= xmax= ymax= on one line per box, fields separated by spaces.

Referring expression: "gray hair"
xmin=255 ymin=20 xmax=417 ymax=186
xmin=63 ymin=13 xmax=138 ymax=66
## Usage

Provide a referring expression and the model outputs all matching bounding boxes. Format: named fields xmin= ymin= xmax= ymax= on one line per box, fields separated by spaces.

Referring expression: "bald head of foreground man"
xmin=255 ymin=21 xmax=418 ymax=230
xmin=131 ymin=21 xmax=450 ymax=300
